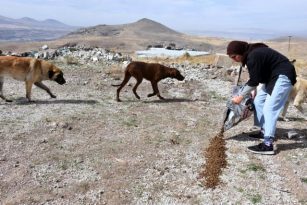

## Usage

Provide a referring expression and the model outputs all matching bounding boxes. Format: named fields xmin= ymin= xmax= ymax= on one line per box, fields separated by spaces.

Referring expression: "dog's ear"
xmin=48 ymin=70 xmax=54 ymax=79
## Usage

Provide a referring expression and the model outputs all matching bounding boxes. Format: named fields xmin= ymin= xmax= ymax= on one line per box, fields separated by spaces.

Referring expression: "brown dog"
xmin=281 ymin=76 xmax=307 ymax=120
xmin=0 ymin=56 xmax=66 ymax=102
xmin=112 ymin=61 xmax=185 ymax=102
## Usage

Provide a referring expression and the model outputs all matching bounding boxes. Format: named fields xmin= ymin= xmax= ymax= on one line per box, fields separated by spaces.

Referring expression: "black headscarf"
xmin=227 ymin=40 xmax=268 ymax=66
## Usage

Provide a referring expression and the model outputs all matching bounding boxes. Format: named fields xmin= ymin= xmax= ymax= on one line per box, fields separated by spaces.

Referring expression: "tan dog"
xmin=281 ymin=77 xmax=307 ymax=120
xmin=0 ymin=56 xmax=66 ymax=102
xmin=112 ymin=61 xmax=185 ymax=102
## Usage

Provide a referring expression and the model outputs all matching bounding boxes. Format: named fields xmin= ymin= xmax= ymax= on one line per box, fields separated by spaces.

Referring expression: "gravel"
xmin=0 ymin=58 xmax=306 ymax=204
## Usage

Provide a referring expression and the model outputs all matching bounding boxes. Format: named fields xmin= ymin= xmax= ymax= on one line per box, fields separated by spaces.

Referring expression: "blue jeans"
xmin=253 ymin=75 xmax=292 ymax=138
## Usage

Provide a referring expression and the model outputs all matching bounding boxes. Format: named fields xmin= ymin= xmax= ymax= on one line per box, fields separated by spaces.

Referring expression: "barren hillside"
xmin=0 ymin=56 xmax=306 ymax=204
xmin=0 ymin=18 xmax=221 ymax=53
xmin=0 ymin=15 xmax=77 ymax=41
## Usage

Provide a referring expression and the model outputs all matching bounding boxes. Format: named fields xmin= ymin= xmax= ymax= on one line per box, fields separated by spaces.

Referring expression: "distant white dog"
xmin=253 ymin=77 xmax=307 ymax=121
xmin=280 ymin=77 xmax=307 ymax=121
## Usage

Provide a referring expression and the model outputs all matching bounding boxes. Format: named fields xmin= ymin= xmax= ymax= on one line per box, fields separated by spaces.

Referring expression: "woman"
xmin=227 ymin=40 xmax=296 ymax=155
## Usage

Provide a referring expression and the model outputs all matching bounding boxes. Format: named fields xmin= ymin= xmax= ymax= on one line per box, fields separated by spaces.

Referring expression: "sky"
xmin=1 ymin=0 xmax=307 ymax=38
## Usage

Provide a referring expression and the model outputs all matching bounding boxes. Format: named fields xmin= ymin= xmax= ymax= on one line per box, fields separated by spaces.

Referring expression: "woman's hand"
xmin=232 ymin=95 xmax=244 ymax=104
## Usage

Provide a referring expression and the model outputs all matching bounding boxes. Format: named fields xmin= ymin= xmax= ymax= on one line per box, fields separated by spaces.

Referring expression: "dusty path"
xmin=0 ymin=61 xmax=306 ymax=204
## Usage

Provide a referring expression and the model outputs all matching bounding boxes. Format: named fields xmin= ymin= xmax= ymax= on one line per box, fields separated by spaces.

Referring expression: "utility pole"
xmin=288 ymin=35 xmax=292 ymax=53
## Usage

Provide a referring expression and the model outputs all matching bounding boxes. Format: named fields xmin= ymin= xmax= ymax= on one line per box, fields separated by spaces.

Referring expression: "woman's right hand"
xmin=232 ymin=95 xmax=244 ymax=104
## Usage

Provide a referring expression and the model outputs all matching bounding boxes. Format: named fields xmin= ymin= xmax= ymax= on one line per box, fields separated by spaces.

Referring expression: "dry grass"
xmin=268 ymin=40 xmax=307 ymax=77
xmin=182 ymin=34 xmax=228 ymax=46
xmin=105 ymin=64 xmax=125 ymax=79
xmin=1 ymin=34 xmax=307 ymax=78
xmin=133 ymin=53 xmax=218 ymax=65
xmin=176 ymin=53 xmax=217 ymax=64
xmin=63 ymin=56 xmax=79 ymax=65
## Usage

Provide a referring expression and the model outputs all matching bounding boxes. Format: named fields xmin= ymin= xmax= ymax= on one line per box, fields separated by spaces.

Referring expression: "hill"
xmin=0 ymin=15 xmax=78 ymax=41
xmin=0 ymin=18 xmax=226 ymax=53
xmin=68 ymin=18 xmax=181 ymax=37
xmin=58 ymin=18 xmax=217 ymax=52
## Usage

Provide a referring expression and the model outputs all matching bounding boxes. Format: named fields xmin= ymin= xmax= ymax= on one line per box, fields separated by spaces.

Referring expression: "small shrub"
xmin=301 ymin=177 xmax=307 ymax=183
xmin=59 ymin=160 xmax=69 ymax=170
xmin=181 ymin=52 xmax=191 ymax=59
xmin=122 ymin=117 xmax=138 ymax=127
xmin=249 ymin=193 xmax=262 ymax=204
xmin=63 ymin=56 xmax=79 ymax=65
xmin=236 ymin=187 xmax=244 ymax=193
xmin=105 ymin=64 xmax=124 ymax=78
xmin=247 ymin=163 xmax=266 ymax=172
xmin=76 ymin=182 xmax=91 ymax=194
xmin=208 ymin=91 xmax=227 ymax=101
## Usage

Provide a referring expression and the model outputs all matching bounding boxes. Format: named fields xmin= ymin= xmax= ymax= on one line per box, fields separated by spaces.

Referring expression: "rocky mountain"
xmin=68 ymin=18 xmax=181 ymax=37
xmin=0 ymin=15 xmax=78 ymax=41
xmin=0 ymin=17 xmax=224 ymax=53
xmin=61 ymin=18 xmax=214 ymax=52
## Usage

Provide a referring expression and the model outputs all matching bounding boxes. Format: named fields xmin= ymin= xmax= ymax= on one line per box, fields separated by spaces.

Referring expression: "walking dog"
xmin=0 ymin=56 xmax=66 ymax=102
xmin=112 ymin=61 xmax=184 ymax=102
xmin=281 ymin=76 xmax=307 ymax=120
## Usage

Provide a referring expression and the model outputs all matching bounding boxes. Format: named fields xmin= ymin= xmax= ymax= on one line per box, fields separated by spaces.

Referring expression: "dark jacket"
xmin=246 ymin=47 xmax=296 ymax=94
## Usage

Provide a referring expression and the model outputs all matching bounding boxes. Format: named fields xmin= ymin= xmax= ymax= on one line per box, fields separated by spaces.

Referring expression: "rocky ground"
xmin=0 ymin=57 xmax=306 ymax=205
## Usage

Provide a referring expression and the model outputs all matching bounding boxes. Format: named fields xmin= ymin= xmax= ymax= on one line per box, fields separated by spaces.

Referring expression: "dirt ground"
xmin=0 ymin=60 xmax=306 ymax=205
